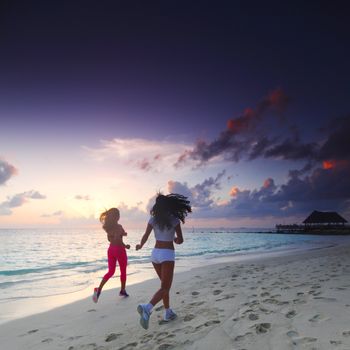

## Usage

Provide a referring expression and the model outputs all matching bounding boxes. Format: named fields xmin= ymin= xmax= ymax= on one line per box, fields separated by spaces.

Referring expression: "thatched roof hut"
xmin=303 ymin=211 xmax=347 ymax=225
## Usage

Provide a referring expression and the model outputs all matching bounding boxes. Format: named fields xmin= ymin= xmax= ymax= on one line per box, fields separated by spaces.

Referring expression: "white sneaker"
xmin=137 ymin=304 xmax=151 ymax=330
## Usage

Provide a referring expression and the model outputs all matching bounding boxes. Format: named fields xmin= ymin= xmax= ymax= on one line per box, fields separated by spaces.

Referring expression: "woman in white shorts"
xmin=136 ymin=193 xmax=191 ymax=330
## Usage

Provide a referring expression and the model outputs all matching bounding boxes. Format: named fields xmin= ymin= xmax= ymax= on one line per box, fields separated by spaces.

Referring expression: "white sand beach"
xmin=1 ymin=243 xmax=350 ymax=350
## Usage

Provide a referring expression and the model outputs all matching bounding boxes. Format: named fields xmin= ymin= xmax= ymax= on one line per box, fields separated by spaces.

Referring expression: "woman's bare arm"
xmin=136 ymin=224 xmax=153 ymax=250
xmin=174 ymin=224 xmax=184 ymax=244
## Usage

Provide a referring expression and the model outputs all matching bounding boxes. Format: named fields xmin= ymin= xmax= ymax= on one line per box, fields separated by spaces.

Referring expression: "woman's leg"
xmin=150 ymin=261 xmax=174 ymax=308
xmin=117 ymin=247 xmax=128 ymax=291
xmin=99 ymin=247 xmax=117 ymax=291
xmin=152 ymin=262 xmax=162 ymax=279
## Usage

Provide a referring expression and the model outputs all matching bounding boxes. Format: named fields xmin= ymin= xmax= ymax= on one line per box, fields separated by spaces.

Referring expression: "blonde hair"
xmin=100 ymin=208 xmax=120 ymax=232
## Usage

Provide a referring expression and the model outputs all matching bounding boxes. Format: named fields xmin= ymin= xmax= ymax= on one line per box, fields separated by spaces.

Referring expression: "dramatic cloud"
xmin=175 ymin=89 xmax=321 ymax=167
xmin=166 ymin=160 xmax=350 ymax=222
xmin=0 ymin=190 xmax=46 ymax=215
xmin=0 ymin=158 xmax=18 ymax=185
xmin=226 ymin=88 xmax=289 ymax=134
xmin=84 ymin=138 xmax=189 ymax=172
xmin=166 ymin=174 xmax=283 ymax=219
xmin=317 ymin=116 xmax=350 ymax=162
xmin=216 ymin=162 xmax=350 ymax=219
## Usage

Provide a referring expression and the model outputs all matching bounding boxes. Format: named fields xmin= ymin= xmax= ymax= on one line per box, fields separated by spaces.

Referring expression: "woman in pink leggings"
xmin=92 ymin=208 xmax=130 ymax=302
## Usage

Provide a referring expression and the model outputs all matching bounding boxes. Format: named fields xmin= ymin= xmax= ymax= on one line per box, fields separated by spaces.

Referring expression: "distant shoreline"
xmin=275 ymin=224 xmax=350 ymax=235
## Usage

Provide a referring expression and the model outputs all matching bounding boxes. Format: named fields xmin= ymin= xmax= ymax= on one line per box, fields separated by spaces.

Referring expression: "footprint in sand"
xmin=105 ymin=333 xmax=122 ymax=342
xmin=195 ymin=320 xmax=220 ymax=331
xmin=155 ymin=332 xmax=169 ymax=339
xmin=216 ymin=294 xmax=236 ymax=301
xmin=263 ymin=298 xmax=279 ymax=304
xmin=234 ymin=332 xmax=254 ymax=342
xmin=285 ymin=310 xmax=297 ymax=318
xmin=155 ymin=332 xmax=176 ymax=341
xmin=68 ymin=336 xmax=83 ymax=341
xmin=259 ymin=307 xmax=272 ymax=314
xmin=314 ymin=296 xmax=337 ymax=302
xmin=118 ymin=342 xmax=138 ymax=350
xmin=87 ymin=309 xmax=96 ymax=312
xmin=192 ymin=291 xmax=200 ymax=296
xmin=330 ymin=340 xmax=342 ymax=345
xmin=286 ymin=330 xmax=299 ymax=338
xmin=248 ymin=313 xmax=259 ymax=321
xmin=213 ymin=290 xmax=222 ymax=295
xmin=255 ymin=323 xmax=271 ymax=334
xmin=157 ymin=344 xmax=174 ymax=350
xmin=293 ymin=298 xmax=307 ymax=304
xmin=184 ymin=314 xmax=196 ymax=322
xmin=41 ymin=338 xmax=53 ymax=343
xmin=28 ymin=329 xmax=39 ymax=334
xmin=79 ymin=343 xmax=97 ymax=349
xmin=342 ymin=331 xmax=350 ymax=337
xmin=188 ymin=301 xmax=205 ymax=307
xmin=309 ymin=314 xmax=329 ymax=323
xmin=204 ymin=320 xmax=220 ymax=326
xmin=292 ymin=337 xmax=317 ymax=345
xmin=158 ymin=318 xmax=178 ymax=325
xmin=140 ymin=333 xmax=153 ymax=343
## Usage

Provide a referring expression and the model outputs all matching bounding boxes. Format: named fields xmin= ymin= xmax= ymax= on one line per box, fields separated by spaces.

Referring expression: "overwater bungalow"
xmin=276 ymin=210 xmax=349 ymax=234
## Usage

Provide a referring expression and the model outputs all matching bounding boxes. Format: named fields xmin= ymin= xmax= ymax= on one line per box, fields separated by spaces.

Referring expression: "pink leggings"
xmin=103 ymin=245 xmax=127 ymax=283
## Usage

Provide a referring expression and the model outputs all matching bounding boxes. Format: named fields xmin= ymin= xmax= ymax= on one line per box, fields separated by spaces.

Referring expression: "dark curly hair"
xmin=150 ymin=193 xmax=192 ymax=230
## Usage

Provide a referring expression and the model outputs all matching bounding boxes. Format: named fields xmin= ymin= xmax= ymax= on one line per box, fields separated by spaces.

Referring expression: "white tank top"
xmin=148 ymin=216 xmax=180 ymax=242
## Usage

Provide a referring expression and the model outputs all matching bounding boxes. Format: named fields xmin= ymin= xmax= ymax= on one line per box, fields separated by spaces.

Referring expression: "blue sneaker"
xmin=137 ymin=304 xmax=151 ymax=330
xmin=164 ymin=309 xmax=177 ymax=321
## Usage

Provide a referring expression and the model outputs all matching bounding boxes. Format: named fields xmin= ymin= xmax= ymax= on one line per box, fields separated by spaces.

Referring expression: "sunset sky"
xmin=1 ymin=1 xmax=349 ymax=228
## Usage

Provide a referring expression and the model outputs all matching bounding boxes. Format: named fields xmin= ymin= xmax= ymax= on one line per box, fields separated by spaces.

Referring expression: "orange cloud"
xmin=322 ymin=159 xmax=349 ymax=170
xmin=267 ymin=88 xmax=289 ymax=111
xmin=229 ymin=186 xmax=240 ymax=197
xmin=227 ymin=108 xmax=255 ymax=133
xmin=263 ymin=178 xmax=274 ymax=188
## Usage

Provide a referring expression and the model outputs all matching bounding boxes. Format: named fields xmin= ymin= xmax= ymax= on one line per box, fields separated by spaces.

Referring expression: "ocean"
xmin=1 ymin=227 xmax=349 ymax=324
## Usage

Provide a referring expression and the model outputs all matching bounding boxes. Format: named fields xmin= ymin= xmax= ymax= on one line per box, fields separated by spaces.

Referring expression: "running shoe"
xmin=137 ymin=304 xmax=151 ymax=330
xmin=164 ymin=309 xmax=177 ymax=322
xmin=119 ymin=290 xmax=129 ymax=297
xmin=92 ymin=288 xmax=100 ymax=303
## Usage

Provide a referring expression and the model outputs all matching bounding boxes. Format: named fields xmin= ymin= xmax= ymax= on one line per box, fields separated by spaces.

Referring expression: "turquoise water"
xmin=1 ymin=227 xmax=349 ymax=323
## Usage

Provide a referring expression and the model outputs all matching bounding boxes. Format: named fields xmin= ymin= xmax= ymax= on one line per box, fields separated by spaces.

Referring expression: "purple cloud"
xmin=41 ymin=210 xmax=63 ymax=217
xmin=0 ymin=190 xmax=46 ymax=216
xmin=0 ymin=159 xmax=18 ymax=185
xmin=174 ymin=89 xmax=321 ymax=167
xmin=75 ymin=195 xmax=92 ymax=201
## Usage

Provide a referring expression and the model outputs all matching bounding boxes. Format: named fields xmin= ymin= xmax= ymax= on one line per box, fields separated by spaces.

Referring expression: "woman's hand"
xmin=125 ymin=244 xmax=131 ymax=249
xmin=174 ymin=237 xmax=183 ymax=244
xmin=135 ymin=244 xmax=142 ymax=251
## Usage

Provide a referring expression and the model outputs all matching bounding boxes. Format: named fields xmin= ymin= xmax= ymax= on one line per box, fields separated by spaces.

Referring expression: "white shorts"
xmin=151 ymin=248 xmax=175 ymax=264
